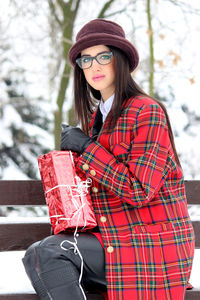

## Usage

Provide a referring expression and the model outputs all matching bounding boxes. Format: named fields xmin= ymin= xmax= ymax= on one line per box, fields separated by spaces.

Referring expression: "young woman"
xmin=23 ymin=19 xmax=195 ymax=300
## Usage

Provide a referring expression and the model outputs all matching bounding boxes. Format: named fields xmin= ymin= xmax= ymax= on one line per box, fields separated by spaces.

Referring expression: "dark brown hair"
xmin=73 ymin=46 xmax=181 ymax=167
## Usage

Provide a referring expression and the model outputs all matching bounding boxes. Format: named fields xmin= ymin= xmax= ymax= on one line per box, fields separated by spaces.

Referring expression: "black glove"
xmin=60 ymin=125 xmax=94 ymax=153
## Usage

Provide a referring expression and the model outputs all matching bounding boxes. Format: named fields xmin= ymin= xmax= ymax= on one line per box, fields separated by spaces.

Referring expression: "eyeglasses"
xmin=76 ymin=51 xmax=113 ymax=69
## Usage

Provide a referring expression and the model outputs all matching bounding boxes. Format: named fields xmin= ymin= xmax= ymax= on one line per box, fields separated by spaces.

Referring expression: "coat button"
xmin=82 ymin=163 xmax=89 ymax=171
xmin=107 ymin=246 xmax=114 ymax=253
xmin=92 ymin=187 xmax=98 ymax=193
xmin=90 ymin=169 xmax=96 ymax=176
xmin=100 ymin=216 xmax=107 ymax=223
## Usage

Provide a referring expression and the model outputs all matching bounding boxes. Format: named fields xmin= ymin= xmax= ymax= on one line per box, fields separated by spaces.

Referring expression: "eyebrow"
xmin=81 ymin=51 xmax=110 ymax=57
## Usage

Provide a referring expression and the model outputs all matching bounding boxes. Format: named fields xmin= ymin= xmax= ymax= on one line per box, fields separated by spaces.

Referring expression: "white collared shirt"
xmin=99 ymin=94 xmax=114 ymax=123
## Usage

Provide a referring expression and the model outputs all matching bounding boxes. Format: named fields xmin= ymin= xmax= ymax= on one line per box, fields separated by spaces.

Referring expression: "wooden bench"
xmin=0 ymin=180 xmax=199 ymax=300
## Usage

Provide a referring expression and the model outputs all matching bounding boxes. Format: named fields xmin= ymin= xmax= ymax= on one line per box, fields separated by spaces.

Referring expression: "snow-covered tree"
xmin=0 ymin=76 xmax=54 ymax=179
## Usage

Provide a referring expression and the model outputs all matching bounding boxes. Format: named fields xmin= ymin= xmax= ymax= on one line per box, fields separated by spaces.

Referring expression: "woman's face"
xmin=81 ymin=45 xmax=115 ymax=101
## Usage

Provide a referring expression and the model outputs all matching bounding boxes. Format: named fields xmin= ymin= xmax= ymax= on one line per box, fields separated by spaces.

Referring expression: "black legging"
xmin=22 ymin=232 xmax=107 ymax=300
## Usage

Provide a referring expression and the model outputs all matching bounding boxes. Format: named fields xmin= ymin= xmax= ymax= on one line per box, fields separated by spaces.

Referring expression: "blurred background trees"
xmin=0 ymin=0 xmax=200 ymax=180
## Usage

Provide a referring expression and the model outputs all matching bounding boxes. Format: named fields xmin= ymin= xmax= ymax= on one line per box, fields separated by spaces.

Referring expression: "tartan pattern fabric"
xmin=76 ymin=96 xmax=195 ymax=300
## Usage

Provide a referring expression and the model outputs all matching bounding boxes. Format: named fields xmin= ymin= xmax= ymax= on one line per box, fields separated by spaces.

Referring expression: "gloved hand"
xmin=60 ymin=125 xmax=94 ymax=153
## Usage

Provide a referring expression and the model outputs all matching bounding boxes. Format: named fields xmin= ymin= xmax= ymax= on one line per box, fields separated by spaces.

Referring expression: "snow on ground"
xmin=0 ymin=251 xmax=34 ymax=294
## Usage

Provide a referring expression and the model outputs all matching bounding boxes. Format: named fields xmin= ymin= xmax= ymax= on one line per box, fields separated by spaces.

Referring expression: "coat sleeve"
xmin=76 ymin=103 xmax=175 ymax=207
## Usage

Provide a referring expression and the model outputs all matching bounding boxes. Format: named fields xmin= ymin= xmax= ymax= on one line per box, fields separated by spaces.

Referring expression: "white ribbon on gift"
xmin=44 ymin=151 xmax=93 ymax=299
xmin=45 ymin=177 xmax=92 ymax=229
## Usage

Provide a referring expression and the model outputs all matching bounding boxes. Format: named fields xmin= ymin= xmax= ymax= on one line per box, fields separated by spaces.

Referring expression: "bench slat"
xmin=0 ymin=223 xmax=51 ymax=251
xmin=0 ymin=180 xmax=45 ymax=206
xmin=185 ymin=288 xmax=200 ymax=300
xmin=192 ymin=221 xmax=200 ymax=248
xmin=0 ymin=180 xmax=199 ymax=206
xmin=0 ymin=293 xmax=105 ymax=300
xmin=0 ymin=219 xmax=198 ymax=251
xmin=0 ymin=295 xmax=39 ymax=300
xmin=0 ymin=289 xmax=198 ymax=300
xmin=185 ymin=180 xmax=200 ymax=205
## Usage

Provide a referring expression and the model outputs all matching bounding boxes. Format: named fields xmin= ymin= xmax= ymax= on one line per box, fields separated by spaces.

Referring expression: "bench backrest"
xmin=0 ymin=180 xmax=199 ymax=251
xmin=0 ymin=180 xmax=50 ymax=251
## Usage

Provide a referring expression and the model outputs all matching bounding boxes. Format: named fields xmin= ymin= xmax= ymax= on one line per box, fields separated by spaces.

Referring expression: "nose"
xmin=91 ymin=58 xmax=101 ymax=71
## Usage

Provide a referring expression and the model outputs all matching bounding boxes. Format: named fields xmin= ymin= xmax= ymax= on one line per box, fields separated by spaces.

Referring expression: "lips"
xmin=92 ymin=75 xmax=105 ymax=82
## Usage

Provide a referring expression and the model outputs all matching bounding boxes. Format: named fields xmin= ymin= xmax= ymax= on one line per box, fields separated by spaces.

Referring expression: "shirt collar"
xmin=99 ymin=94 xmax=114 ymax=122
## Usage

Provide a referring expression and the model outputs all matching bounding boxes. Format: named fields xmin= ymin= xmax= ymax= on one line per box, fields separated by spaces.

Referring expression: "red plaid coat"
xmin=76 ymin=96 xmax=195 ymax=300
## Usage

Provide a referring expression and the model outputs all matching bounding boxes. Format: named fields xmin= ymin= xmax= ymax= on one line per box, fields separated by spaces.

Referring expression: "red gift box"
xmin=38 ymin=151 xmax=97 ymax=234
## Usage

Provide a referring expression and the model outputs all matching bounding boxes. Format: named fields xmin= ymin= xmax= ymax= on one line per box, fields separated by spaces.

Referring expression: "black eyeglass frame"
xmin=76 ymin=51 xmax=113 ymax=69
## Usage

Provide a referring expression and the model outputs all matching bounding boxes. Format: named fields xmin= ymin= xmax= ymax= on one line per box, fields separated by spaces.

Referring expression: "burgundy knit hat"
xmin=68 ymin=19 xmax=139 ymax=72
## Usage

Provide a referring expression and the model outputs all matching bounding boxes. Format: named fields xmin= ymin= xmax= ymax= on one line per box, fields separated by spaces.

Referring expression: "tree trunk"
xmin=52 ymin=0 xmax=81 ymax=149
xmin=146 ymin=0 xmax=154 ymax=97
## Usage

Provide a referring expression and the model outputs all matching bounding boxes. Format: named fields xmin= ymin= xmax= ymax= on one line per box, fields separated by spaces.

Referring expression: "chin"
xmin=90 ymin=83 xmax=106 ymax=91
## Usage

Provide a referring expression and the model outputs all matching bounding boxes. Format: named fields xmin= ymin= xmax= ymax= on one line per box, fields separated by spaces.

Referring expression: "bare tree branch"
xmin=57 ymin=0 xmax=68 ymax=12
xmin=48 ymin=0 xmax=62 ymax=27
xmin=167 ymin=0 xmax=200 ymax=15
xmin=103 ymin=8 xmax=127 ymax=18
xmin=97 ymin=0 xmax=115 ymax=18
xmin=74 ymin=0 xmax=81 ymax=16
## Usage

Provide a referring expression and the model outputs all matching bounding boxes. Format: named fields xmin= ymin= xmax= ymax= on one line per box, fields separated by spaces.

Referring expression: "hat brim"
xmin=68 ymin=33 xmax=139 ymax=72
